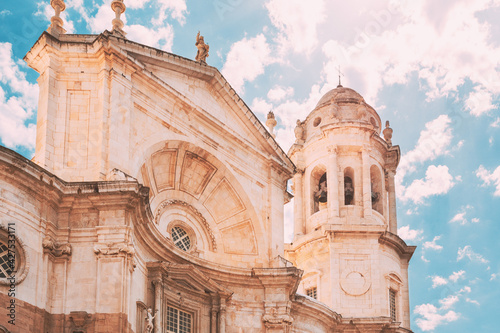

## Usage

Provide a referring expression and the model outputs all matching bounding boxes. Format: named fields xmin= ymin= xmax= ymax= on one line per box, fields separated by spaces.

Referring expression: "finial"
xmin=383 ymin=120 xmax=393 ymax=146
xmin=265 ymin=111 xmax=277 ymax=138
xmin=111 ymin=0 xmax=127 ymax=37
xmin=294 ymin=119 xmax=305 ymax=144
xmin=336 ymin=65 xmax=344 ymax=87
xmin=195 ymin=31 xmax=210 ymax=63
xmin=48 ymin=0 xmax=66 ymax=37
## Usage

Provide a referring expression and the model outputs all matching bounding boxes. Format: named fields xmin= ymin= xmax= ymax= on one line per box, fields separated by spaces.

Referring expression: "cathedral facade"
xmin=0 ymin=2 xmax=415 ymax=332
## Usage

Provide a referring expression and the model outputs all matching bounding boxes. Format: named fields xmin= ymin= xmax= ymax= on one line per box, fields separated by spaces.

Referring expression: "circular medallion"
xmin=340 ymin=270 xmax=371 ymax=296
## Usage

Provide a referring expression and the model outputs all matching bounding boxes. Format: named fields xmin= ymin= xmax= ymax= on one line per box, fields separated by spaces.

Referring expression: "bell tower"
xmin=285 ymin=85 xmax=415 ymax=331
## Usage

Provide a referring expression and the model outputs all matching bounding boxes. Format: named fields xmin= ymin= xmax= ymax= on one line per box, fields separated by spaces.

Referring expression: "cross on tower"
xmin=337 ymin=65 xmax=344 ymax=87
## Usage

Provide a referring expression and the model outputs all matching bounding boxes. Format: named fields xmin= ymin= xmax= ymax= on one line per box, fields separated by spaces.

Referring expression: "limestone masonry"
xmin=0 ymin=4 xmax=415 ymax=332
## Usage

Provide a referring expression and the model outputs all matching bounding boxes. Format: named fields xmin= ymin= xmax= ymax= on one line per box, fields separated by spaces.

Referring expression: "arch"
xmin=343 ymin=167 xmax=355 ymax=206
xmin=370 ymin=165 xmax=383 ymax=214
xmin=134 ymin=140 xmax=265 ymax=263
xmin=310 ymin=165 xmax=327 ymax=214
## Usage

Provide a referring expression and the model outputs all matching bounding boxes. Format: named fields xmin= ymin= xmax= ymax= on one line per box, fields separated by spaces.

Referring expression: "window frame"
xmin=166 ymin=305 xmax=193 ymax=333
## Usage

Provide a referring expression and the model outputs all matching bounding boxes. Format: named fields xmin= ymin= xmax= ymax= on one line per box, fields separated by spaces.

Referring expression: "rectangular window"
xmin=306 ymin=287 xmax=317 ymax=299
xmin=167 ymin=306 xmax=192 ymax=333
xmin=389 ymin=289 xmax=397 ymax=321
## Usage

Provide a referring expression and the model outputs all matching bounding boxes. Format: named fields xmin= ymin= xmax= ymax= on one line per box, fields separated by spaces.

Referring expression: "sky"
xmin=0 ymin=0 xmax=499 ymax=332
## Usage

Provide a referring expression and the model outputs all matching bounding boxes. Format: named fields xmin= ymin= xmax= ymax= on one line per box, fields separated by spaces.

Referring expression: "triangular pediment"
xmin=147 ymin=261 xmax=232 ymax=297
xmin=104 ymin=33 xmax=294 ymax=173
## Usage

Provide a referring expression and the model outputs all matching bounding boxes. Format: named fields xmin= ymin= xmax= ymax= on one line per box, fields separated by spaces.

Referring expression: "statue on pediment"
xmin=196 ymin=31 xmax=209 ymax=63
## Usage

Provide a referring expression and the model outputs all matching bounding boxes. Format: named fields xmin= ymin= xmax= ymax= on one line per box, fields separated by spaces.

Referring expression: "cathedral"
xmin=0 ymin=1 xmax=415 ymax=332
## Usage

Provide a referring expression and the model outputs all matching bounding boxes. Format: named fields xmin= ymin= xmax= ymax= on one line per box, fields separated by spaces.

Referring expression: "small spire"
xmin=336 ymin=65 xmax=344 ymax=88
xmin=48 ymin=0 xmax=66 ymax=37
xmin=383 ymin=120 xmax=393 ymax=146
xmin=266 ymin=111 xmax=277 ymax=138
xmin=111 ymin=0 xmax=127 ymax=37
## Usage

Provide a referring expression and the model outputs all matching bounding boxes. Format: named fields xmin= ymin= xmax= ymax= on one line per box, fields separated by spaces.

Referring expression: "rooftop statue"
xmin=195 ymin=31 xmax=209 ymax=63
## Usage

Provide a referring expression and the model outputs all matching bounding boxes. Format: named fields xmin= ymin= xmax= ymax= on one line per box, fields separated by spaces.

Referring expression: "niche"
xmin=370 ymin=165 xmax=383 ymax=214
xmin=344 ymin=167 xmax=354 ymax=205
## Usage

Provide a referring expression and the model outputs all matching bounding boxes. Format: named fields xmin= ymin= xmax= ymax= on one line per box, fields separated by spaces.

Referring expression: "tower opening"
xmin=344 ymin=167 xmax=355 ymax=205
xmin=311 ymin=166 xmax=327 ymax=214
xmin=370 ymin=165 xmax=383 ymax=214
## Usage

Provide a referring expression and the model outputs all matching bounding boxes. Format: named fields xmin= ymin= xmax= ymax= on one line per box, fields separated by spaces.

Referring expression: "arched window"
xmin=344 ymin=167 xmax=355 ymax=205
xmin=370 ymin=165 xmax=383 ymax=214
xmin=171 ymin=226 xmax=191 ymax=251
xmin=310 ymin=165 xmax=327 ymax=214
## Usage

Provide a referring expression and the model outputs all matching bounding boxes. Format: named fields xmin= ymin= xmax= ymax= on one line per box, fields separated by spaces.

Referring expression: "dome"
xmin=315 ymin=85 xmax=365 ymax=108
xmin=300 ymin=85 xmax=382 ymax=135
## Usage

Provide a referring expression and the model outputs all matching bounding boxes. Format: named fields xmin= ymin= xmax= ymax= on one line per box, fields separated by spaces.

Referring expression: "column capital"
xmin=327 ymin=145 xmax=338 ymax=154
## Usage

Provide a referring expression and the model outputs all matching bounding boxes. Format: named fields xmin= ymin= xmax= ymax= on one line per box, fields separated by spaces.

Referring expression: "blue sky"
xmin=1 ymin=0 xmax=499 ymax=332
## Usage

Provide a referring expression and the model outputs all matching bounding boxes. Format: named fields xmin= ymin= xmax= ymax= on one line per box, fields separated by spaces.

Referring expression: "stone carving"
xmin=294 ymin=120 xmax=305 ymax=144
xmin=340 ymin=269 xmax=371 ymax=296
xmin=69 ymin=311 xmax=92 ymax=331
xmin=42 ymin=237 xmax=72 ymax=257
xmin=383 ymin=120 xmax=393 ymax=146
xmin=195 ymin=31 xmax=209 ymax=63
xmin=262 ymin=306 xmax=294 ymax=328
xmin=144 ymin=308 xmax=157 ymax=333
xmin=265 ymin=111 xmax=277 ymax=138
xmin=156 ymin=199 xmax=217 ymax=251
xmin=111 ymin=0 xmax=126 ymax=36
xmin=48 ymin=0 xmax=66 ymax=37
xmin=93 ymin=242 xmax=135 ymax=256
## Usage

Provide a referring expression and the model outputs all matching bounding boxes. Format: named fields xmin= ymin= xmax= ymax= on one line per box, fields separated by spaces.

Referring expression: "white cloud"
xmin=398 ymin=225 xmax=423 ymax=242
xmin=449 ymin=206 xmax=478 ymax=225
xmin=401 ymin=165 xmax=455 ymax=204
xmin=490 ymin=273 xmax=497 ymax=281
xmin=431 ymin=275 xmax=448 ymax=288
xmin=449 ymin=212 xmax=467 ymax=225
xmin=414 ymin=303 xmax=460 ymax=332
xmin=222 ymin=34 xmax=274 ymax=95
xmin=439 ymin=295 xmax=459 ymax=310
xmin=88 ymin=0 xmax=116 ymax=33
xmin=0 ymin=43 xmax=38 ymax=150
xmin=127 ymin=24 xmax=174 ymax=51
xmin=266 ymin=0 xmax=326 ymax=55
xmin=449 ymin=270 xmax=466 ymax=283
xmin=423 ymin=236 xmax=443 ymax=251
xmin=457 ymin=245 xmax=489 ymax=264
xmin=320 ymin=0 xmax=500 ymax=105
xmin=476 ymin=165 xmax=500 ymax=196
xmin=399 ymin=115 xmax=453 ymax=176
xmin=0 ymin=9 xmax=12 ymax=17
xmin=466 ymin=298 xmax=480 ymax=306
xmin=267 ymin=86 xmax=294 ymax=102
xmin=491 ymin=117 xmax=500 ymax=128
xmin=466 ymin=85 xmax=496 ymax=117
xmin=459 ymin=286 xmax=471 ymax=294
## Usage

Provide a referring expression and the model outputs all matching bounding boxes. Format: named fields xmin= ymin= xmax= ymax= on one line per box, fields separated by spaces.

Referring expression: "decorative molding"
xmin=263 ymin=308 xmax=293 ymax=326
xmin=93 ymin=242 xmax=135 ymax=256
xmin=42 ymin=237 xmax=72 ymax=257
xmin=155 ymin=199 xmax=217 ymax=251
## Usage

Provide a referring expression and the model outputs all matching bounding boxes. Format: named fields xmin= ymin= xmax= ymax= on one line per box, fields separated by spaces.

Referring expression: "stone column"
xmin=153 ymin=279 xmax=163 ymax=333
xmin=219 ymin=298 xmax=226 ymax=333
xmin=327 ymin=145 xmax=339 ymax=219
xmin=293 ymin=170 xmax=304 ymax=239
xmin=361 ymin=148 xmax=372 ymax=218
xmin=211 ymin=308 xmax=217 ymax=333
xmin=387 ymin=170 xmax=398 ymax=233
